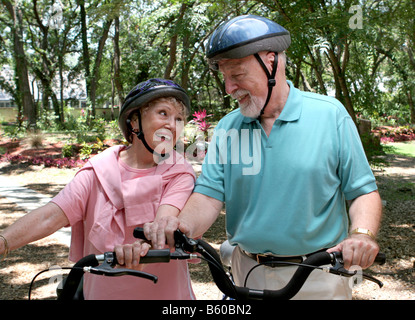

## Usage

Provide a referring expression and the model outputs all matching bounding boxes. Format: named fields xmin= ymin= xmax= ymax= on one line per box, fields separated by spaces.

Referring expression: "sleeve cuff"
xmin=193 ymin=185 xmax=225 ymax=202
xmin=344 ymin=181 xmax=378 ymax=200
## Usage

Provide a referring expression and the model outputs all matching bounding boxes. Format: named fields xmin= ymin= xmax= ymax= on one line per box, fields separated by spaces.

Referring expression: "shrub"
xmin=61 ymin=143 xmax=75 ymax=158
xmin=374 ymin=126 xmax=415 ymax=143
xmin=0 ymin=153 xmax=87 ymax=169
xmin=28 ymin=132 xmax=44 ymax=148
xmin=79 ymin=142 xmax=93 ymax=160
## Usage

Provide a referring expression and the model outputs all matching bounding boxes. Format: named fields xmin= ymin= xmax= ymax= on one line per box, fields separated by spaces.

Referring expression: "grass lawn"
xmin=383 ymin=141 xmax=415 ymax=158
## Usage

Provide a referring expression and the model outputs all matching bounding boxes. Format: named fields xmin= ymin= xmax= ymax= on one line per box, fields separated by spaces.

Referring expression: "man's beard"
xmin=231 ymin=89 xmax=263 ymax=118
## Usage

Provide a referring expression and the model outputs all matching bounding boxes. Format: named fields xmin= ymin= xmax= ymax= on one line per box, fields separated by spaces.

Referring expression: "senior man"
xmin=144 ymin=15 xmax=382 ymax=299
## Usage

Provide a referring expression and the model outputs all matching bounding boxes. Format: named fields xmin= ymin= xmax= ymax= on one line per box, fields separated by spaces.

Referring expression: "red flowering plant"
xmin=0 ymin=153 xmax=87 ymax=169
xmin=375 ymin=126 xmax=415 ymax=143
xmin=185 ymin=109 xmax=213 ymax=160
xmin=192 ymin=109 xmax=212 ymax=132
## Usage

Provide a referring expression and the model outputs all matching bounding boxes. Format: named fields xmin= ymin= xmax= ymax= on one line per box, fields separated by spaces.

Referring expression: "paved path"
xmin=0 ymin=175 xmax=71 ymax=247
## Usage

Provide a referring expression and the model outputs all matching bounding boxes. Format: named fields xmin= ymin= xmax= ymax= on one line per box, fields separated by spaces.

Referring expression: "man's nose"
xmin=225 ymin=78 xmax=239 ymax=95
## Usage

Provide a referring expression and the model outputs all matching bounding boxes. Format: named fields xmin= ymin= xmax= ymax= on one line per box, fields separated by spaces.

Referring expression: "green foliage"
xmin=1 ymin=0 xmax=414 ymax=128
xmin=60 ymin=107 xmax=106 ymax=143
xmin=61 ymin=143 xmax=75 ymax=158
xmin=89 ymin=118 xmax=106 ymax=141
xmin=79 ymin=142 xmax=93 ymax=160
xmin=2 ymin=124 xmax=26 ymax=139
xmin=360 ymin=132 xmax=384 ymax=165
xmin=79 ymin=138 xmax=108 ymax=160
xmin=73 ymin=118 xmax=106 ymax=144
xmin=37 ymin=109 xmax=60 ymax=132
xmin=105 ymin=120 xmax=124 ymax=140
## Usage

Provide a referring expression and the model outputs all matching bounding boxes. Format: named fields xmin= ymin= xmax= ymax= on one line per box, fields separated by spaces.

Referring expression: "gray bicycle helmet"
xmin=119 ymin=78 xmax=190 ymax=155
xmin=206 ymin=15 xmax=291 ymax=116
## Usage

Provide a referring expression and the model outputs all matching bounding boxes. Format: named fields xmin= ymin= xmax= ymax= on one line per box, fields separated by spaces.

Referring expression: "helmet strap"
xmin=254 ymin=52 xmax=278 ymax=118
xmin=131 ymin=112 xmax=167 ymax=159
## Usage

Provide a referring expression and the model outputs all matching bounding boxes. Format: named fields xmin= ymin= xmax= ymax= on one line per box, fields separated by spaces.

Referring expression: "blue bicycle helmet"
xmin=119 ymin=78 xmax=190 ymax=156
xmin=206 ymin=15 xmax=291 ymax=116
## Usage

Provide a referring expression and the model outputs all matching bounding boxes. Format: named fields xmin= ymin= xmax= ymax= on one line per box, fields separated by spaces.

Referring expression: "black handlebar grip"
xmin=134 ymin=227 xmax=174 ymax=245
xmin=133 ymin=227 xmax=148 ymax=240
xmin=374 ymin=252 xmax=386 ymax=265
xmin=139 ymin=249 xmax=171 ymax=263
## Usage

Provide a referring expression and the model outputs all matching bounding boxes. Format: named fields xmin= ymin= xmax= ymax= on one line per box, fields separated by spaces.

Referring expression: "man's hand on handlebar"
xmin=327 ymin=233 xmax=380 ymax=270
xmin=143 ymin=216 xmax=190 ymax=250
xmin=113 ymin=240 xmax=151 ymax=271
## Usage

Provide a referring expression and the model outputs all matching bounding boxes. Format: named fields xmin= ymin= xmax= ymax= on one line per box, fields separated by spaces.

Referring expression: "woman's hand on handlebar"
xmin=143 ymin=216 xmax=190 ymax=250
xmin=327 ymin=233 xmax=379 ymax=270
xmin=114 ymin=240 xmax=151 ymax=271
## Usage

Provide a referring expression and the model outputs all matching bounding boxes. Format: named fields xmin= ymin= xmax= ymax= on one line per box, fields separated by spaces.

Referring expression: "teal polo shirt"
xmin=194 ymin=81 xmax=378 ymax=255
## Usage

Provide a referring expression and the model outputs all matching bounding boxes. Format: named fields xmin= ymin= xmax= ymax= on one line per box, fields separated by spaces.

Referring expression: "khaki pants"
xmin=231 ymin=246 xmax=352 ymax=300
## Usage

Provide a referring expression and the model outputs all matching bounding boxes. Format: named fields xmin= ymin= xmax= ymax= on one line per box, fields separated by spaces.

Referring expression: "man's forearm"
xmin=179 ymin=192 xmax=223 ymax=238
xmin=348 ymin=190 xmax=383 ymax=237
xmin=328 ymin=190 xmax=383 ymax=269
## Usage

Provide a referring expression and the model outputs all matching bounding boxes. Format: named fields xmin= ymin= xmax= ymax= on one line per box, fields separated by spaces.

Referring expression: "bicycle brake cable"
xmin=243 ymin=261 xmax=325 ymax=287
xmin=28 ymin=266 xmax=81 ymax=300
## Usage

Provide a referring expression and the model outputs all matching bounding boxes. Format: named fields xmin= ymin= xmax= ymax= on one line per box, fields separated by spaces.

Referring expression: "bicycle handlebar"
xmin=132 ymin=227 xmax=386 ymax=300
xmin=55 ymin=227 xmax=386 ymax=300
xmin=228 ymin=251 xmax=385 ymax=300
xmin=56 ymin=251 xmax=159 ymax=300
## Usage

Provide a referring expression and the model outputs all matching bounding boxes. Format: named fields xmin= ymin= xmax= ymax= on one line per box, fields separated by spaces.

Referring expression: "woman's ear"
xmin=129 ymin=116 xmax=140 ymax=132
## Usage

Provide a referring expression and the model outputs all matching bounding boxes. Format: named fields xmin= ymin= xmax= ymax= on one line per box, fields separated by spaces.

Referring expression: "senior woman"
xmin=0 ymin=79 xmax=196 ymax=299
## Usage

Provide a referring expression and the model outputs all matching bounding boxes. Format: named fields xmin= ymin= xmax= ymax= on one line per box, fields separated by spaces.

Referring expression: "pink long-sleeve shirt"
xmin=52 ymin=145 xmax=196 ymax=299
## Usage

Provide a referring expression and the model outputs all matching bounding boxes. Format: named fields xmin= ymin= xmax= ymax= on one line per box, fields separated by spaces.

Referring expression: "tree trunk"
xmin=408 ymin=91 xmax=415 ymax=124
xmin=78 ymin=0 xmax=91 ymax=117
xmin=89 ymin=18 xmax=113 ymax=119
xmin=211 ymin=70 xmax=231 ymax=115
xmin=164 ymin=3 xmax=187 ymax=80
xmin=307 ymin=46 xmax=327 ymax=95
xmin=58 ymin=44 xmax=65 ymax=123
xmin=113 ymin=17 xmax=124 ymax=107
xmin=326 ymin=47 xmax=357 ymax=126
xmin=2 ymin=0 xmax=36 ymax=128
xmin=164 ymin=34 xmax=178 ymax=80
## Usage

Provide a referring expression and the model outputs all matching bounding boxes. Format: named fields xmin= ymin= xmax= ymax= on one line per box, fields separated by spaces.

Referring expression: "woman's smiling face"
xmin=131 ymin=97 xmax=186 ymax=154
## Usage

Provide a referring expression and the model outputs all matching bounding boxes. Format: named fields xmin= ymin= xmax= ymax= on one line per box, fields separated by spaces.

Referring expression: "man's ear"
xmin=265 ymin=51 xmax=277 ymax=72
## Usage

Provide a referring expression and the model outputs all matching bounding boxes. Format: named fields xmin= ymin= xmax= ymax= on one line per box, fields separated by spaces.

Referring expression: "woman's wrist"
xmin=0 ymin=234 xmax=10 ymax=260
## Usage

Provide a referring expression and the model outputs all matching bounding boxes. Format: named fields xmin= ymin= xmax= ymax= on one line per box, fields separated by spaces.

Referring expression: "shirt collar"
xmin=242 ymin=80 xmax=302 ymax=124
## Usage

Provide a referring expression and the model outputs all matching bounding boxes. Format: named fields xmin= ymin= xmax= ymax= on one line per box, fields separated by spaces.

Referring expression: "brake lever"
xmin=84 ymin=252 xmax=158 ymax=283
xmin=328 ymin=252 xmax=383 ymax=288
xmin=362 ymin=273 xmax=383 ymax=288
xmin=170 ymin=230 xmax=199 ymax=260
xmin=173 ymin=229 xmax=199 ymax=253
xmin=328 ymin=252 xmax=357 ymax=277
xmin=133 ymin=227 xmax=198 ymax=252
